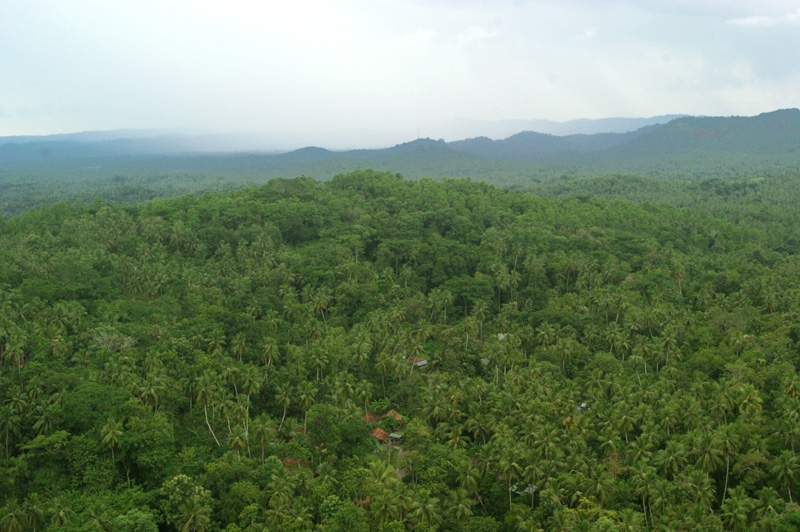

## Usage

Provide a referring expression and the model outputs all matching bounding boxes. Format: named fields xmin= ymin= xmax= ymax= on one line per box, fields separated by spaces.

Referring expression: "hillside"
xmin=3 ymin=171 xmax=800 ymax=531
xmin=448 ymin=129 xmax=651 ymax=161
xmin=608 ymin=109 xmax=800 ymax=158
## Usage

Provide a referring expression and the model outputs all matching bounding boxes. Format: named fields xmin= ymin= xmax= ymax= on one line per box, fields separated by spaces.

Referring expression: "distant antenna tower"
xmin=417 ymin=128 xmax=420 ymax=139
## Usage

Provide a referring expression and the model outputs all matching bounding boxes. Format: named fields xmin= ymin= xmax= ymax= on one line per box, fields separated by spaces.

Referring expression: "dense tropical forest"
xmin=2 ymin=169 xmax=800 ymax=531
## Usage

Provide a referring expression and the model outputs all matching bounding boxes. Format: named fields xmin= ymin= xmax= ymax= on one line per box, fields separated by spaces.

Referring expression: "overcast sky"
xmin=1 ymin=0 xmax=799 ymax=146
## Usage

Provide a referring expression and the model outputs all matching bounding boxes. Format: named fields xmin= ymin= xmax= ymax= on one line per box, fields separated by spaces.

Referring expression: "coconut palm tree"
xmin=275 ymin=383 xmax=292 ymax=432
xmin=0 ymin=405 xmax=20 ymax=467
xmin=354 ymin=380 xmax=373 ymax=415
xmin=251 ymin=415 xmax=276 ymax=464
xmin=715 ymin=423 xmax=740 ymax=501
xmin=771 ymin=450 xmax=799 ymax=503
xmin=48 ymin=497 xmax=72 ymax=529
xmin=308 ymin=349 xmax=328 ymax=382
xmin=22 ymin=494 xmax=46 ymax=532
xmin=195 ymin=373 xmax=220 ymax=446
xmin=719 ymin=486 xmax=754 ymax=532
xmin=101 ymin=419 xmax=123 ymax=460
xmin=227 ymin=425 xmax=248 ymax=460
xmin=445 ymin=488 xmax=473 ymax=523
xmin=295 ymin=381 xmax=317 ymax=430
xmin=409 ymin=488 xmax=441 ymax=530
xmin=0 ymin=500 xmax=24 ymax=532
xmin=178 ymin=495 xmax=211 ymax=532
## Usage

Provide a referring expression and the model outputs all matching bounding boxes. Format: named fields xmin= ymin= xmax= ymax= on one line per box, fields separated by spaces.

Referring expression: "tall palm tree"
xmin=240 ymin=366 xmax=262 ymax=432
xmin=654 ymin=440 xmax=687 ymax=481
xmin=332 ymin=372 xmax=354 ymax=409
xmin=139 ymin=371 xmax=166 ymax=414
xmin=455 ymin=460 xmax=486 ymax=511
xmin=369 ymin=487 xmax=405 ymax=526
xmin=445 ymin=488 xmax=473 ymax=523
xmin=84 ymin=503 xmax=111 ymax=532
xmin=628 ymin=462 xmax=656 ymax=524
xmin=275 ymin=383 xmax=292 ymax=431
xmin=295 ymin=381 xmax=317 ymax=430
xmin=681 ymin=469 xmax=715 ymax=508
xmin=523 ymin=451 xmax=544 ymax=509
xmin=498 ymin=455 xmax=522 ymax=509
xmin=586 ymin=463 xmax=613 ymax=505
xmin=617 ymin=509 xmax=645 ymax=532
xmin=771 ymin=450 xmax=799 ymax=503
xmin=231 ymin=333 xmax=247 ymax=362
xmin=266 ymin=470 xmax=295 ymax=509
xmin=715 ymin=423 xmax=740 ymax=501
xmin=260 ymin=341 xmax=280 ymax=382
xmin=693 ymin=429 xmax=723 ymax=478
xmin=227 ymin=425 xmax=248 ymax=460
xmin=195 ymin=373 xmax=220 ymax=446
xmin=178 ymin=495 xmax=211 ymax=532
xmin=100 ymin=419 xmax=123 ymax=460
xmin=22 ymin=494 xmax=46 ymax=532
xmin=0 ymin=500 xmax=24 ymax=532
xmin=719 ymin=486 xmax=754 ymax=532
xmin=0 ymin=405 xmax=20 ymax=467
xmin=308 ymin=349 xmax=328 ymax=382
xmin=251 ymin=415 xmax=277 ymax=464
xmin=205 ymin=329 xmax=226 ymax=357
xmin=48 ymin=497 xmax=72 ymax=529
xmin=354 ymin=380 xmax=373 ymax=415
xmin=409 ymin=488 xmax=441 ymax=531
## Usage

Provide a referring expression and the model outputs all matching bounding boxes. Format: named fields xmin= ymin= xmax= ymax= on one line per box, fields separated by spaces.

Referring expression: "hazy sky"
xmin=2 ymin=0 xmax=799 ymax=144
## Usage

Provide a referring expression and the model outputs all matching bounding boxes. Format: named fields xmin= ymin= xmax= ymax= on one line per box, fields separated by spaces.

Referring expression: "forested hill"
xmin=449 ymin=109 xmax=800 ymax=163
xmin=2 ymin=110 xmax=800 ymax=218
xmin=609 ymin=109 xmax=800 ymax=157
xmin=2 ymin=170 xmax=800 ymax=531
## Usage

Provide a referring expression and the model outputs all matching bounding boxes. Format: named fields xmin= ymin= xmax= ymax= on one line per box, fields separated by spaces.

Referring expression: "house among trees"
xmin=408 ymin=356 xmax=428 ymax=368
xmin=386 ymin=409 xmax=402 ymax=421
xmin=362 ymin=412 xmax=382 ymax=424
xmin=371 ymin=428 xmax=390 ymax=443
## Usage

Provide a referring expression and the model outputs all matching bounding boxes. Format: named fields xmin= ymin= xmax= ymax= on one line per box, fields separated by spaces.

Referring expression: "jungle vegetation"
xmin=2 ymin=170 xmax=800 ymax=531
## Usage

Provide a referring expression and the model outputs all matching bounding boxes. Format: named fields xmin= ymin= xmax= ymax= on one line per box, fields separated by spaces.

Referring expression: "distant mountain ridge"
xmin=427 ymin=115 xmax=685 ymax=139
xmin=0 ymin=114 xmax=683 ymax=160
xmin=1 ymin=110 xmax=799 ymax=180
xmin=447 ymin=127 xmax=658 ymax=161
xmin=607 ymin=108 xmax=800 ymax=157
xmin=0 ymin=115 xmax=683 ymax=152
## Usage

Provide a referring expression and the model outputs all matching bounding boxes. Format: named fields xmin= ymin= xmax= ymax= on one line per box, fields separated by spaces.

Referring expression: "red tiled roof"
xmin=363 ymin=412 xmax=382 ymax=423
xmin=371 ymin=428 xmax=390 ymax=442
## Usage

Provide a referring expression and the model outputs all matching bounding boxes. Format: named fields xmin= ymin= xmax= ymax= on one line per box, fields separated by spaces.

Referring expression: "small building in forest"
xmin=371 ymin=428 xmax=390 ymax=442
xmin=363 ymin=412 xmax=382 ymax=423
xmin=386 ymin=409 xmax=403 ymax=421
xmin=408 ymin=356 xmax=428 ymax=367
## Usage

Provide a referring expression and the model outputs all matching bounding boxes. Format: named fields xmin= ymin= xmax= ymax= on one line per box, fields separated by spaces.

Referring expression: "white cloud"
xmin=456 ymin=26 xmax=497 ymax=47
xmin=727 ymin=8 xmax=800 ymax=26
xmin=1 ymin=0 xmax=798 ymax=139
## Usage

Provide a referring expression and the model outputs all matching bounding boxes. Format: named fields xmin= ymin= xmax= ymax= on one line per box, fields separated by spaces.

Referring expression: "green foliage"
xmin=112 ymin=509 xmax=159 ymax=532
xmin=2 ymin=170 xmax=800 ymax=531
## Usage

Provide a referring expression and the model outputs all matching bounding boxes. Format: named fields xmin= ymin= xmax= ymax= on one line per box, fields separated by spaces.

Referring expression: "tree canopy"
xmin=1 ymin=170 xmax=800 ymax=531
